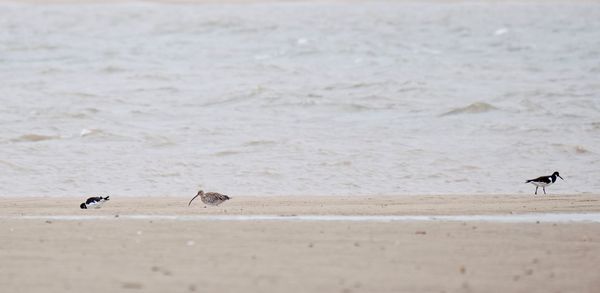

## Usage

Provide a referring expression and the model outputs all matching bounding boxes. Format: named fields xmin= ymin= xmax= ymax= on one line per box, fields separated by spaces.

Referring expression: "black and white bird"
xmin=188 ymin=190 xmax=230 ymax=207
xmin=525 ymin=172 xmax=564 ymax=195
xmin=80 ymin=196 xmax=110 ymax=209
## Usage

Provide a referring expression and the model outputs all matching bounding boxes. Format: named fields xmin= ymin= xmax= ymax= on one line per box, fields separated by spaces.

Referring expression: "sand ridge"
xmin=1 ymin=195 xmax=600 ymax=292
xmin=2 ymin=0 xmax=600 ymax=5
xmin=2 ymin=194 xmax=600 ymax=216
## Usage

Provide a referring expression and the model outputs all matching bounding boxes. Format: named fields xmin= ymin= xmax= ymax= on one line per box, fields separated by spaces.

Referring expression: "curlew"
xmin=188 ymin=190 xmax=230 ymax=207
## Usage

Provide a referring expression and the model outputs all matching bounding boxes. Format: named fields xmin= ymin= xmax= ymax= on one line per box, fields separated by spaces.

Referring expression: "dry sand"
xmin=1 ymin=194 xmax=600 ymax=293
xmin=3 ymin=0 xmax=600 ymax=4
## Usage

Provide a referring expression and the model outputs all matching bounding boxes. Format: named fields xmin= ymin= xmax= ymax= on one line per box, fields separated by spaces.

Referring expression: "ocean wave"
xmin=322 ymin=81 xmax=394 ymax=91
xmin=242 ymin=140 xmax=277 ymax=147
xmin=79 ymin=128 xmax=102 ymax=137
xmin=461 ymin=165 xmax=481 ymax=170
xmin=0 ymin=160 xmax=31 ymax=172
xmin=574 ymin=146 xmax=591 ymax=154
xmin=339 ymin=103 xmax=377 ymax=112
xmin=144 ymin=135 xmax=176 ymax=147
xmin=11 ymin=134 xmax=60 ymax=143
xmin=79 ymin=128 xmax=134 ymax=142
xmin=157 ymin=172 xmax=181 ymax=178
xmin=100 ymin=66 xmax=126 ymax=73
xmin=320 ymin=161 xmax=352 ymax=167
xmin=64 ymin=112 xmax=89 ymax=119
xmin=257 ymin=169 xmax=283 ymax=178
xmin=440 ymin=102 xmax=498 ymax=116
xmin=552 ymin=144 xmax=593 ymax=155
xmin=265 ymin=101 xmax=385 ymax=112
xmin=213 ymin=150 xmax=241 ymax=157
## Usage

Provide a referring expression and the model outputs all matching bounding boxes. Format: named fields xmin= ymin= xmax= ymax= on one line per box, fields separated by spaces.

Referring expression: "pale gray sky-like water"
xmin=1 ymin=2 xmax=599 ymax=196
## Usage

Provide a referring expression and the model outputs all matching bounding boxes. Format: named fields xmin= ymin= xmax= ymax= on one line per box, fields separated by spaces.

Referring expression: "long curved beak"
xmin=188 ymin=194 xmax=200 ymax=206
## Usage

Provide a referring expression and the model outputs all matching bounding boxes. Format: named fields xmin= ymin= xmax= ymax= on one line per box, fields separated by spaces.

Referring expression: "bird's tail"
xmin=524 ymin=180 xmax=532 ymax=183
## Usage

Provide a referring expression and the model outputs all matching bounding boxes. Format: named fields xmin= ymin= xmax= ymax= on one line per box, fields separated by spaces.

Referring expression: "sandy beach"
xmin=1 ymin=195 xmax=599 ymax=293
xmin=2 ymin=1 xmax=600 ymax=291
xmin=3 ymin=0 xmax=600 ymax=3
xmin=3 ymin=194 xmax=600 ymax=216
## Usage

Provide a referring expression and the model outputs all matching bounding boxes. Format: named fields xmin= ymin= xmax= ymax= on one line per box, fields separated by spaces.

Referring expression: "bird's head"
xmin=553 ymin=171 xmax=564 ymax=180
xmin=188 ymin=190 xmax=204 ymax=207
xmin=80 ymin=203 xmax=87 ymax=209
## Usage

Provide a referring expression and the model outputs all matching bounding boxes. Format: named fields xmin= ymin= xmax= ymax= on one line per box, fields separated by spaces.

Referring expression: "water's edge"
xmin=2 ymin=213 xmax=600 ymax=223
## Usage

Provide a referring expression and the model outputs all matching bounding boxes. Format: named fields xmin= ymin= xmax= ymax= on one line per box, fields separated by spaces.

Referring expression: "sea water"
xmin=1 ymin=1 xmax=599 ymax=196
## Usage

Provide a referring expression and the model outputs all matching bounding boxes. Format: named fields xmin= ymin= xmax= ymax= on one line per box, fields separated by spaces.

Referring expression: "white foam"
xmin=494 ymin=28 xmax=509 ymax=36
xmin=2 ymin=213 xmax=600 ymax=223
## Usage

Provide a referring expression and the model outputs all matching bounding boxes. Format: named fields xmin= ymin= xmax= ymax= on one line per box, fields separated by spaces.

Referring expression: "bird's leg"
xmin=535 ymin=186 xmax=538 ymax=195
xmin=543 ymin=187 xmax=546 ymax=195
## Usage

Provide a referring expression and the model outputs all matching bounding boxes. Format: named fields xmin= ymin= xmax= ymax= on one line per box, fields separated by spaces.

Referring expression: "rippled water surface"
xmin=1 ymin=1 xmax=599 ymax=196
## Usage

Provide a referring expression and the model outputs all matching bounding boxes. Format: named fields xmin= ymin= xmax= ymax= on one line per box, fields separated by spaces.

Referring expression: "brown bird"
xmin=188 ymin=190 xmax=230 ymax=207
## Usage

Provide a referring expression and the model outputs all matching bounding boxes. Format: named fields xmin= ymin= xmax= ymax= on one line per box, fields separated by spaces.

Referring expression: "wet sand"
xmin=2 ymin=194 xmax=600 ymax=216
xmin=1 ymin=195 xmax=600 ymax=292
xmin=3 ymin=0 xmax=600 ymax=4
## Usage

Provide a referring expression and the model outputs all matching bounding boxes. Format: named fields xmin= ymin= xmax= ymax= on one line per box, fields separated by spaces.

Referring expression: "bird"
xmin=525 ymin=171 xmax=564 ymax=195
xmin=188 ymin=190 xmax=230 ymax=207
xmin=80 ymin=196 xmax=110 ymax=209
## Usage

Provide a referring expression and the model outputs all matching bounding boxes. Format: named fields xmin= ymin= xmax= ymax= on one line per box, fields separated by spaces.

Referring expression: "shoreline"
xmin=2 ymin=194 xmax=599 ymax=292
xmin=3 ymin=212 xmax=600 ymax=223
xmin=2 ymin=0 xmax=600 ymax=4
xmin=2 ymin=194 xmax=599 ymax=216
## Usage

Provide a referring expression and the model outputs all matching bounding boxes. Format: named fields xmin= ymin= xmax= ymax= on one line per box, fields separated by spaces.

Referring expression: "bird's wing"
xmin=206 ymin=192 xmax=230 ymax=201
xmin=527 ymin=176 xmax=550 ymax=184
xmin=86 ymin=197 xmax=103 ymax=204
